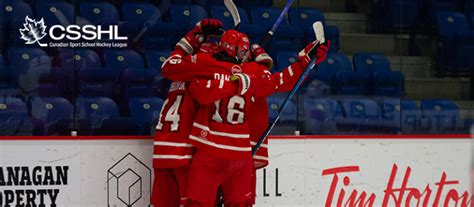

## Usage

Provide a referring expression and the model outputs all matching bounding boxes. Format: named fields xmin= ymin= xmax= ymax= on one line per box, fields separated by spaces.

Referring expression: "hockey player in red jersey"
xmin=185 ymin=29 xmax=261 ymax=207
xmin=183 ymin=29 xmax=330 ymax=206
xmin=151 ymin=19 xmax=230 ymax=207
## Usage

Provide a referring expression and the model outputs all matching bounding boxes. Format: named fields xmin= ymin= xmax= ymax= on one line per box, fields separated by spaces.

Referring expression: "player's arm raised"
xmin=252 ymin=41 xmax=330 ymax=97
xmin=161 ymin=19 xmax=231 ymax=81
xmin=189 ymin=72 xmax=252 ymax=105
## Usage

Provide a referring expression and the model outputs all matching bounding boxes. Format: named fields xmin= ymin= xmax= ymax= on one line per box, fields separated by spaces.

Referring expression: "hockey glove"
xmin=298 ymin=40 xmax=330 ymax=66
xmin=176 ymin=19 xmax=224 ymax=55
xmin=250 ymin=44 xmax=273 ymax=70
xmin=199 ymin=18 xmax=225 ymax=37
xmin=231 ymin=73 xmax=252 ymax=96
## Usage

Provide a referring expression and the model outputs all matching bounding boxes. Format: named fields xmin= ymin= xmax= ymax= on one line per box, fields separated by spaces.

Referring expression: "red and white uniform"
xmin=152 ymin=49 xmax=232 ymax=207
xmin=184 ymin=60 xmax=308 ymax=206
xmin=154 ymin=81 xmax=197 ymax=168
xmin=185 ymin=62 xmax=265 ymax=206
xmin=188 ymin=62 xmax=266 ymax=161
xmin=154 ymin=49 xmax=236 ymax=168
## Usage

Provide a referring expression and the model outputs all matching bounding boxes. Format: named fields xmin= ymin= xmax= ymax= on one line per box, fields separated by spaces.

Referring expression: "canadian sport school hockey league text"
xmin=48 ymin=42 xmax=128 ymax=48
xmin=0 ymin=166 xmax=68 ymax=207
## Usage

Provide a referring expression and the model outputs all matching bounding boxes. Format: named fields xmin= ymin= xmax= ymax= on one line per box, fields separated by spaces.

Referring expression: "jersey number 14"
xmin=156 ymin=95 xmax=182 ymax=131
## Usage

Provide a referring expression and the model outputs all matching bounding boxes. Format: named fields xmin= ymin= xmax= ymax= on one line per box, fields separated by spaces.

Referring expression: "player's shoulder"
xmin=198 ymin=54 xmax=238 ymax=73
xmin=195 ymin=53 xmax=214 ymax=61
xmin=240 ymin=62 xmax=267 ymax=77
xmin=194 ymin=53 xmax=221 ymax=66
xmin=242 ymin=62 xmax=267 ymax=72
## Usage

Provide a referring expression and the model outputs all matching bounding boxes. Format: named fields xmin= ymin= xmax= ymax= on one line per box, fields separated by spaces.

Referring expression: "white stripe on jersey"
xmin=253 ymin=155 xmax=269 ymax=161
xmin=193 ymin=122 xmax=250 ymax=138
xmin=288 ymin=65 xmax=294 ymax=76
xmin=279 ymin=73 xmax=284 ymax=85
xmin=219 ymin=78 xmax=224 ymax=89
xmin=154 ymin=141 xmax=193 ymax=147
xmin=251 ymin=141 xmax=268 ymax=148
xmin=189 ymin=135 xmax=252 ymax=152
xmin=153 ymin=155 xmax=193 ymax=159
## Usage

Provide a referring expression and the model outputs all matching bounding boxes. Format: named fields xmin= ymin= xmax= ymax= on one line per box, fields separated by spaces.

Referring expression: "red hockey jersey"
xmin=188 ymin=62 xmax=266 ymax=160
xmin=186 ymin=59 xmax=309 ymax=162
xmin=154 ymin=50 xmax=235 ymax=169
xmin=154 ymin=82 xmax=197 ymax=168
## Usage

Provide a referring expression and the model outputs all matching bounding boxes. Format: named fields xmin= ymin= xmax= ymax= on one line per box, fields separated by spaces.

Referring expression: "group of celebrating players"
xmin=151 ymin=18 xmax=330 ymax=207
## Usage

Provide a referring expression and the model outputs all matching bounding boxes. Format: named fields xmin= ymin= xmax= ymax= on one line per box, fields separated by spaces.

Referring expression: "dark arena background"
xmin=0 ymin=0 xmax=473 ymax=206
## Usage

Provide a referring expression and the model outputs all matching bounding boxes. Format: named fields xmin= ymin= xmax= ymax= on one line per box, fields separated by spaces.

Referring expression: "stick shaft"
xmin=253 ymin=22 xmax=325 ymax=155
xmin=252 ymin=57 xmax=318 ymax=156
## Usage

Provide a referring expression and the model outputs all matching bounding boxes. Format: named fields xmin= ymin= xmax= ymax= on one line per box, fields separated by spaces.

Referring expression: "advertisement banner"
xmin=0 ymin=139 xmax=153 ymax=207
xmin=255 ymin=138 xmax=473 ymax=207
xmin=0 ymin=136 xmax=471 ymax=206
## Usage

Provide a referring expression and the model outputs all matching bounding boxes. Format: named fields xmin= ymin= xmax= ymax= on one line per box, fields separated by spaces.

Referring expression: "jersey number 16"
xmin=212 ymin=96 xmax=245 ymax=125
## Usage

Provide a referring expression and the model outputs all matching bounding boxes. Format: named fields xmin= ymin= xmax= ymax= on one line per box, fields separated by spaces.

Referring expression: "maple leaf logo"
xmin=19 ymin=16 xmax=48 ymax=47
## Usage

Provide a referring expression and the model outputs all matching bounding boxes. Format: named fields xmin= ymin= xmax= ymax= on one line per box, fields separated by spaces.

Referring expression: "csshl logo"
xmin=19 ymin=16 xmax=128 ymax=48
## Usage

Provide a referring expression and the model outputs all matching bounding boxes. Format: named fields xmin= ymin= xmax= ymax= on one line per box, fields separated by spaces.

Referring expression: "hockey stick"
xmin=260 ymin=0 xmax=295 ymax=48
xmin=224 ymin=0 xmax=241 ymax=30
xmin=252 ymin=22 xmax=325 ymax=156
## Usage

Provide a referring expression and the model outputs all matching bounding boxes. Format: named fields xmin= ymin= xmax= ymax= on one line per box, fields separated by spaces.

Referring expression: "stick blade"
xmin=224 ymin=0 xmax=241 ymax=28
xmin=313 ymin=21 xmax=325 ymax=44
